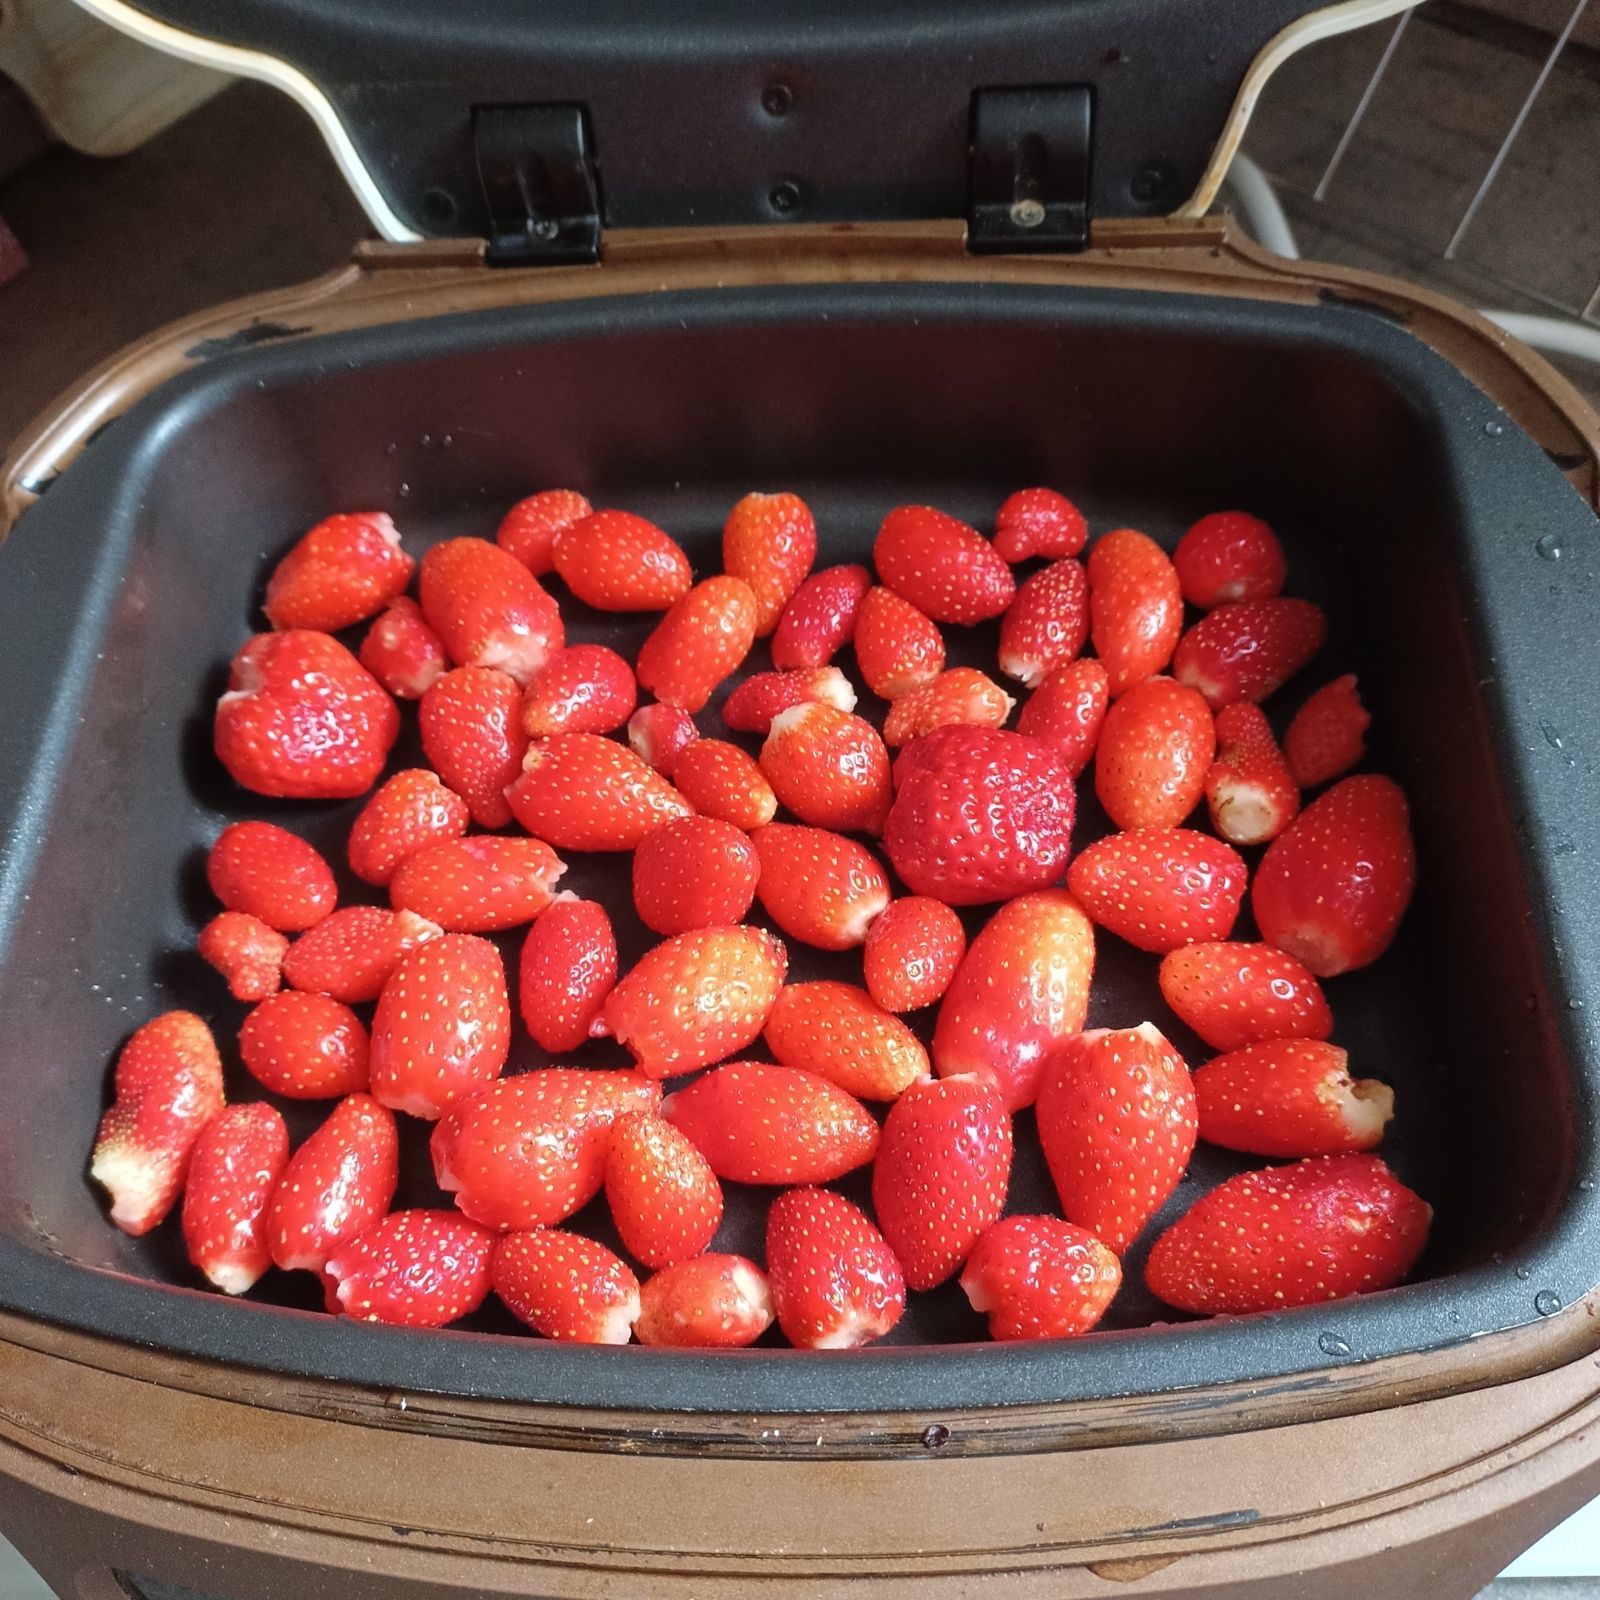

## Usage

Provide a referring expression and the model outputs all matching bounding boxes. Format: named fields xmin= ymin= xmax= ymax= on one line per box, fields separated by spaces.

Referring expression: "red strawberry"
xmin=932 ymin=889 xmax=1095 ymax=1110
xmin=770 ymin=563 xmax=872 ymax=670
xmin=495 ymin=488 xmax=592 ymax=575
xmin=1253 ymin=775 xmax=1416 ymax=976
xmin=626 ymin=702 xmax=699 ymax=777
xmin=1068 ymin=828 xmax=1247 ymax=953
xmin=1285 ymin=674 xmax=1370 ymax=788
xmin=882 ymin=726 xmax=1074 ymax=905
xmin=520 ymin=643 xmax=637 ymax=736
xmin=518 ymin=895 xmax=617 ymax=1052
xmin=1015 ymin=658 xmax=1110 ymax=777
xmin=993 ymin=487 xmax=1088 ymax=564
xmin=672 ymin=738 xmax=778 ymax=830
xmin=863 ymin=896 xmax=966 ymax=1012
xmin=181 ymin=1103 xmax=290 ymax=1295
xmin=506 ymin=733 xmax=692 ymax=850
xmin=282 ymin=906 xmax=442 ymax=1004
xmin=751 ymin=823 xmax=889 ymax=950
xmin=418 ymin=536 xmax=563 ymax=684
xmin=552 ymin=509 xmax=694 ymax=611
xmin=1173 ymin=511 xmax=1286 ymax=609
xmin=360 ymin=595 xmax=449 ymax=700
xmin=997 ymin=559 xmax=1089 ymax=688
xmin=419 ymin=665 xmax=528 ymax=829
xmin=239 ymin=990 xmax=370 ymax=1099
xmin=761 ymin=703 xmax=892 ymax=833
xmin=764 ymin=981 xmax=929 ymax=1100
xmin=347 ymin=768 xmax=470 ymax=887
xmin=881 ymin=667 xmax=1015 ymax=748
xmin=1145 ymin=1153 xmax=1431 ymax=1314
xmin=766 ymin=1188 xmax=906 ymax=1349
xmin=215 ymin=630 xmax=398 ymax=800
xmin=492 ymin=1229 xmax=641 ymax=1342
xmin=90 ymin=1012 xmax=225 ymax=1236
xmin=604 ymin=1109 xmax=723 ymax=1269
xmin=632 ymin=814 xmax=760 ymax=935
xmin=431 ymin=1069 xmax=660 ymax=1230
xmin=369 ymin=934 xmax=511 ymax=1118
xmin=207 ymin=821 xmax=336 ymax=933
xmin=722 ymin=666 xmax=857 ymax=735
xmin=266 ymin=1093 xmax=399 ymax=1272
xmin=1086 ymin=529 xmax=1183 ymax=696
xmin=871 ymin=1075 xmax=1012 ymax=1290
xmin=324 ymin=1209 xmax=496 ymax=1327
xmin=636 ymin=576 xmax=759 ymax=712
xmin=1094 ymin=675 xmax=1215 ymax=830
xmin=960 ymin=1216 xmax=1121 ymax=1341
xmin=1205 ymin=702 xmax=1299 ymax=846
xmin=600 ymin=926 xmax=787 ymax=1078
xmin=1173 ymin=597 xmax=1328 ymax=709
xmin=1036 ymin=1023 xmax=1197 ymax=1253
xmin=263 ymin=512 xmax=414 ymax=632
xmin=723 ymin=491 xmax=818 ymax=635
xmin=197 ymin=911 xmax=287 ymax=1002
xmin=853 ymin=586 xmax=945 ymax=698
xmin=635 ymin=1254 xmax=773 ymax=1348
xmin=874 ymin=505 xmax=1015 ymax=625
xmin=662 ymin=1062 xmax=878 ymax=1183
xmin=1157 ymin=941 xmax=1333 ymax=1053
xmin=389 ymin=835 xmax=564 ymax=932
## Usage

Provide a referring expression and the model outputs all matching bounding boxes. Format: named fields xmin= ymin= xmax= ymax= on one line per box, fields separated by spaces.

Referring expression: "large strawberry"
xmin=181 ymin=1103 xmax=289 ymax=1294
xmin=1086 ymin=529 xmax=1182 ymax=696
xmin=874 ymin=505 xmax=1015 ymax=625
xmin=419 ymin=665 xmax=528 ymax=829
xmin=206 ymin=821 xmax=336 ymax=932
xmin=764 ymin=981 xmax=929 ymax=1100
xmin=388 ymin=835 xmax=565 ymax=932
xmin=347 ymin=768 xmax=470 ymax=887
xmin=492 ymin=1229 xmax=641 ymax=1342
xmin=636 ymin=576 xmax=759 ymax=712
xmin=1094 ymin=675 xmax=1214 ymax=831
xmin=506 ymin=732 xmax=692 ymax=850
xmin=323 ymin=1209 xmax=496 ymax=1327
xmin=1157 ymin=941 xmax=1332 ymax=1053
xmin=282 ymin=906 xmax=441 ymax=1004
xmin=604 ymin=1109 xmax=724 ymax=1269
xmin=766 ymin=1188 xmax=906 ymax=1349
xmin=551 ymin=510 xmax=693 ymax=611
xmin=517 ymin=895 xmax=617 ymax=1053
xmin=264 ymin=512 xmax=413 ymax=632
xmin=632 ymin=814 xmax=760 ymax=935
xmin=722 ymin=491 xmax=817 ymax=635
xmin=960 ymin=1216 xmax=1121 ymax=1341
xmin=495 ymin=488 xmax=592 ymax=576
xmin=1172 ymin=597 xmax=1326 ymax=708
xmin=418 ymin=536 xmax=563 ymax=684
xmin=239 ymin=990 xmax=370 ymax=1099
xmin=635 ymin=1255 xmax=774 ymax=1348
xmin=1068 ymin=828 xmax=1247 ymax=953
xmin=751 ymin=823 xmax=890 ymax=951
xmin=770 ymin=564 xmax=872 ymax=669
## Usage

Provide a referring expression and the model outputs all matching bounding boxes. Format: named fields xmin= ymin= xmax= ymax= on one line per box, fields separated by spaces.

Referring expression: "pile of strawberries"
xmin=89 ymin=487 xmax=1431 ymax=1350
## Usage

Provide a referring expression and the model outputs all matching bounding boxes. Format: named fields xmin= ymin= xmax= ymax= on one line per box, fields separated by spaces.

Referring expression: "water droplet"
xmin=384 ymin=442 xmax=398 ymax=455
xmin=1541 ymin=721 xmax=1564 ymax=751
xmin=920 ymin=1423 xmax=950 ymax=1449
xmin=1484 ymin=418 xmax=1505 ymax=437
xmin=1515 ymin=1265 xmax=1531 ymax=1280
xmin=1536 ymin=532 xmax=1567 ymax=561
xmin=384 ymin=1392 xmax=410 ymax=1411
xmin=398 ymin=483 xmax=411 ymax=497
xmin=420 ymin=433 xmax=433 ymax=447
xmin=1535 ymin=1290 xmax=1562 ymax=1317
xmin=1570 ymin=998 xmax=1585 ymax=1010
xmin=1578 ymin=1178 xmax=1595 ymax=1192
xmin=1317 ymin=1331 xmax=1351 ymax=1357
xmin=442 ymin=433 xmax=455 ymax=447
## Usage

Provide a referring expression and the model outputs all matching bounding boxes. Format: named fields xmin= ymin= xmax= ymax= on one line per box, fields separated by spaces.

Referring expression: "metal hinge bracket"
xmin=968 ymin=86 xmax=1092 ymax=254
xmin=473 ymin=104 xmax=602 ymax=266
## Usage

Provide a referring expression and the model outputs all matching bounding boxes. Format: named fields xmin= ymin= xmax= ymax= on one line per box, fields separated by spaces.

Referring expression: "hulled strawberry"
xmin=764 ymin=981 xmax=929 ymax=1100
xmin=264 ymin=512 xmax=413 ymax=632
xmin=862 ymin=896 xmax=966 ymax=1012
xmin=672 ymin=738 xmax=778 ymax=829
xmin=874 ymin=505 xmax=1015 ymax=625
xmin=997 ymin=558 xmax=1089 ymax=687
xmin=418 ymin=536 xmax=563 ymax=684
xmin=1086 ymin=529 xmax=1183 ymax=696
xmin=766 ymin=1187 xmax=906 ymax=1349
xmin=519 ymin=643 xmax=637 ymax=737
xmin=552 ymin=509 xmax=693 ymax=611
xmin=722 ymin=666 xmax=857 ymax=735
xmin=993 ymin=487 xmax=1087 ymax=563
xmin=760 ymin=703 xmax=892 ymax=833
xmin=635 ymin=1254 xmax=773 ymax=1348
xmin=1172 ymin=511 xmax=1286 ymax=609
xmin=239 ymin=990 xmax=370 ymax=1099
xmin=1094 ymin=675 xmax=1215 ymax=831
xmin=636 ymin=576 xmax=759 ymax=712
xmin=959 ymin=1216 xmax=1121 ymax=1341
xmin=627 ymin=702 xmax=699 ymax=777
xmin=1015 ymin=658 xmax=1110 ymax=777
xmin=282 ymin=906 xmax=442 ymax=1004
xmin=1068 ymin=828 xmax=1247 ymax=953
xmin=1157 ymin=941 xmax=1332 ymax=1052
xmin=881 ymin=667 xmax=1015 ymax=747
xmin=360 ymin=596 xmax=449 ymax=700
xmin=1173 ymin=597 xmax=1327 ymax=708
xmin=419 ymin=665 xmax=528 ymax=829
xmin=853 ymin=586 xmax=945 ymax=699
xmin=1285 ymin=674 xmax=1370 ymax=789
xmin=770 ymin=563 xmax=872 ymax=669
xmin=181 ymin=1103 xmax=289 ymax=1295
xmin=347 ymin=768 xmax=470 ymax=887
xmin=495 ymin=488 xmax=592 ymax=576
xmin=506 ymin=733 xmax=692 ymax=850
xmin=1205 ymin=702 xmax=1299 ymax=846
xmin=197 ymin=911 xmax=287 ymax=1002
xmin=604 ymin=1109 xmax=723 ymax=1269
xmin=632 ymin=814 xmax=760 ymax=935
xmin=492 ymin=1229 xmax=641 ymax=1343
xmin=751 ymin=823 xmax=889 ymax=950
xmin=518 ymin=895 xmax=617 ymax=1053
xmin=324 ymin=1209 xmax=496 ymax=1327
xmin=389 ymin=835 xmax=565 ymax=931
xmin=722 ymin=491 xmax=818 ymax=635
xmin=206 ymin=821 xmax=336 ymax=932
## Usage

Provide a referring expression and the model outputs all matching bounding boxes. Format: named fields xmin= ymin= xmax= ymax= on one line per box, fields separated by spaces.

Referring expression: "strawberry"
xmin=600 ymin=926 xmax=787 ymax=1078
xmin=369 ymin=934 xmax=511 ymax=1119
xmin=492 ymin=1229 xmax=641 ymax=1342
xmin=881 ymin=667 xmax=1015 ymax=748
xmin=518 ymin=895 xmax=617 ymax=1052
xmin=1094 ymin=675 xmax=1215 ymax=830
xmin=1086 ymin=529 xmax=1183 ymax=696
xmin=932 ymin=889 xmax=1094 ymax=1110
xmin=993 ymin=487 xmax=1088 ymax=564
xmin=418 ymin=536 xmax=563 ymax=684
xmin=997 ymin=559 xmax=1089 ymax=688
xmin=636 ymin=576 xmax=758 ymax=712
xmin=1068 ymin=828 xmax=1247 ymax=953
xmin=263 ymin=512 xmax=413 ymax=632
xmin=347 ymin=768 xmax=470 ymax=887
xmin=1036 ymin=1023 xmax=1197 ymax=1253
xmin=207 ymin=821 xmax=336 ymax=933
xmin=635 ymin=1254 xmax=773 ymax=1348
xmin=882 ymin=726 xmax=1074 ymax=905
xmin=604 ymin=1109 xmax=723 ymax=1268
xmin=751 ymin=823 xmax=889 ymax=950
xmin=1285 ymin=674 xmax=1370 ymax=789
xmin=282 ymin=906 xmax=442 ymax=1004
xmin=1205 ymin=702 xmax=1299 ymax=846
xmin=215 ymin=630 xmax=398 ymax=800
xmin=90 ymin=1012 xmax=225 ymax=1236
xmin=874 ymin=505 xmax=1015 ymax=625
xmin=197 ymin=911 xmax=287 ymax=1002
xmin=662 ymin=1062 xmax=878 ymax=1183
xmin=722 ymin=491 xmax=818 ymax=635
xmin=853 ymin=586 xmax=945 ymax=698
xmin=770 ymin=563 xmax=872 ymax=670
xmin=419 ymin=665 xmax=528 ymax=829
xmin=1194 ymin=1039 xmax=1394 ymax=1157
xmin=723 ymin=666 xmax=857 ymax=735
xmin=239 ymin=990 xmax=370 ymax=1099
xmin=760 ymin=703 xmax=893 ymax=833
xmin=506 ymin=733 xmax=692 ymax=850
xmin=672 ymin=738 xmax=778 ymax=830
xmin=959 ymin=1216 xmax=1121 ymax=1341
xmin=1144 ymin=1153 xmax=1431 ymax=1314
xmin=389 ymin=835 xmax=564 ymax=931
xmin=764 ymin=981 xmax=929 ymax=1100
xmin=266 ymin=1093 xmax=399 ymax=1272
xmin=632 ymin=814 xmax=760 ymax=935
xmin=431 ymin=1069 xmax=659 ymax=1230
xmin=1015 ymin=658 xmax=1110 ymax=778
xmin=1173 ymin=511 xmax=1286 ymax=609
xmin=324 ymin=1208 xmax=496 ymax=1327
xmin=1173 ymin=597 xmax=1328 ymax=709
xmin=1253 ymin=774 xmax=1415 ymax=976
xmin=1157 ymin=941 xmax=1333 ymax=1053
xmin=360 ymin=596 xmax=449 ymax=700
xmin=871 ymin=1074 xmax=1012 ymax=1290
xmin=181 ymin=1103 xmax=289 ymax=1295
xmin=862 ymin=896 xmax=966 ymax=1012
xmin=766 ymin=1188 xmax=906 ymax=1350
xmin=495 ymin=488 xmax=593 ymax=576
xmin=519 ymin=643 xmax=637 ymax=737
xmin=552 ymin=509 xmax=694 ymax=612
xmin=626 ymin=702 xmax=699 ymax=777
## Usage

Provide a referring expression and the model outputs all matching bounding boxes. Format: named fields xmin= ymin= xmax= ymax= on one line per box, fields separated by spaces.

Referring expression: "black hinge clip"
xmin=968 ymin=86 xmax=1092 ymax=255
xmin=473 ymin=104 xmax=602 ymax=267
